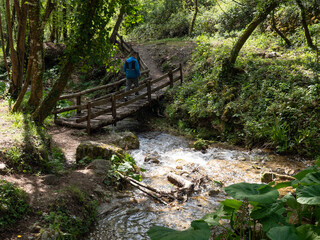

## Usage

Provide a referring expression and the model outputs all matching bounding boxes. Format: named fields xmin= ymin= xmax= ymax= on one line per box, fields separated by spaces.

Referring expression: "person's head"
xmin=131 ymin=51 xmax=138 ymax=59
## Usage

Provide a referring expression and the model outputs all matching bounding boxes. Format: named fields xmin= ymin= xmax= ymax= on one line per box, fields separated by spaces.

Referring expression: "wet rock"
xmin=100 ymin=132 xmax=139 ymax=150
xmin=76 ymin=141 xmax=126 ymax=163
xmin=144 ymin=153 xmax=160 ymax=164
xmin=208 ymin=188 xmax=220 ymax=197
xmin=97 ymin=203 xmax=119 ymax=216
xmin=86 ymin=159 xmax=111 ymax=175
xmin=42 ymin=174 xmax=59 ymax=185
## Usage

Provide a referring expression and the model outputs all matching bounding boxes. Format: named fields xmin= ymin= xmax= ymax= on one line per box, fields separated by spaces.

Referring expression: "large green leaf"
xmin=294 ymin=167 xmax=320 ymax=180
xmin=251 ymin=202 xmax=285 ymax=220
xmin=267 ymin=226 xmax=299 ymax=240
xmin=224 ymin=182 xmax=279 ymax=204
xmin=297 ymin=185 xmax=320 ymax=205
xmin=251 ymin=202 xmax=286 ymax=232
xmin=221 ymin=199 xmax=243 ymax=210
xmin=281 ymin=193 xmax=300 ymax=210
xmin=147 ymin=220 xmax=210 ymax=240
xmin=202 ymin=204 xmax=229 ymax=227
xmin=300 ymin=172 xmax=320 ymax=185
xmin=296 ymin=225 xmax=320 ymax=240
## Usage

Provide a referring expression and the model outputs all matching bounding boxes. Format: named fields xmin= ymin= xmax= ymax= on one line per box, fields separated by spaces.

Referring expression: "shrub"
xmin=41 ymin=186 xmax=97 ymax=239
xmin=0 ymin=180 xmax=30 ymax=232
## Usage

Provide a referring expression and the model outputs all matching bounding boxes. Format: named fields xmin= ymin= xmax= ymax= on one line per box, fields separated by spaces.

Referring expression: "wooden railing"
xmin=54 ymin=64 xmax=183 ymax=133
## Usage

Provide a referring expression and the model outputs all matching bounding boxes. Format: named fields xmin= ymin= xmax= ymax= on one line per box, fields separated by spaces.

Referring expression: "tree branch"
xmin=41 ymin=0 xmax=55 ymax=30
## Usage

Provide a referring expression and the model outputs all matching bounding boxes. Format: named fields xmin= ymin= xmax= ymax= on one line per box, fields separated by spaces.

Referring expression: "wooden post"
xmin=168 ymin=70 xmax=174 ymax=88
xmin=87 ymin=102 xmax=91 ymax=135
xmin=179 ymin=63 xmax=183 ymax=84
xmin=76 ymin=96 xmax=81 ymax=114
xmin=111 ymin=94 xmax=117 ymax=120
xmin=147 ymin=79 xmax=152 ymax=104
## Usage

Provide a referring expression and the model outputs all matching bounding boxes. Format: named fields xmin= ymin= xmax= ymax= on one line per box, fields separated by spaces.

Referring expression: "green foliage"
xmin=1 ymin=110 xmax=66 ymax=174
xmin=166 ymin=33 xmax=320 ymax=156
xmin=0 ymin=180 xmax=30 ymax=232
xmin=148 ymin=165 xmax=320 ymax=239
xmin=41 ymin=186 xmax=97 ymax=239
xmin=147 ymin=220 xmax=210 ymax=240
xmin=105 ymin=153 xmax=141 ymax=189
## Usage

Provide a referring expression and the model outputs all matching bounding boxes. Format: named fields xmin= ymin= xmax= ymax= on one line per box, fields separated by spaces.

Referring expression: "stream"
xmin=88 ymin=131 xmax=312 ymax=240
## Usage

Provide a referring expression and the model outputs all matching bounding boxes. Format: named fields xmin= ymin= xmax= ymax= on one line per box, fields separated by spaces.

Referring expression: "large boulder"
xmin=86 ymin=159 xmax=111 ymax=175
xmin=76 ymin=141 xmax=126 ymax=163
xmin=100 ymin=132 xmax=139 ymax=150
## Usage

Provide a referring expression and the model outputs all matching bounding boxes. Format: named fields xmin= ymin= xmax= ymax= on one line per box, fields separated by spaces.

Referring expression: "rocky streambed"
xmin=88 ymin=131 xmax=312 ymax=240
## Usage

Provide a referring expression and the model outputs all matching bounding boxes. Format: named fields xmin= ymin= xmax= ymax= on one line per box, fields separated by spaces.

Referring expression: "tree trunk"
xmin=50 ymin=5 xmax=57 ymax=42
xmin=110 ymin=5 xmax=125 ymax=44
xmin=6 ymin=0 xmax=19 ymax=97
xmin=13 ymin=0 xmax=54 ymax=111
xmin=62 ymin=0 xmax=68 ymax=41
xmin=0 ymin=10 xmax=10 ymax=75
xmin=296 ymin=0 xmax=315 ymax=50
xmin=6 ymin=0 xmax=28 ymax=99
xmin=219 ymin=1 xmax=279 ymax=82
xmin=32 ymin=0 xmax=100 ymax=125
xmin=27 ymin=0 xmax=44 ymax=109
xmin=32 ymin=59 xmax=74 ymax=124
xmin=188 ymin=0 xmax=198 ymax=36
xmin=271 ymin=11 xmax=291 ymax=47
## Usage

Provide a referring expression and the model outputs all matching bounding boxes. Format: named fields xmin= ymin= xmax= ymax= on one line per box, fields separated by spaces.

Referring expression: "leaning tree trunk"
xmin=110 ymin=5 xmax=125 ymax=44
xmin=32 ymin=0 xmax=101 ymax=125
xmin=271 ymin=10 xmax=291 ymax=47
xmin=188 ymin=0 xmax=198 ymax=36
xmin=296 ymin=0 xmax=315 ymax=50
xmin=219 ymin=1 xmax=279 ymax=83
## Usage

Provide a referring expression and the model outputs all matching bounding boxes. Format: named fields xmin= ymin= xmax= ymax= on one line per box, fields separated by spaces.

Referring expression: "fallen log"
xmin=261 ymin=172 xmax=295 ymax=183
xmin=117 ymin=172 xmax=175 ymax=204
xmin=167 ymin=172 xmax=194 ymax=191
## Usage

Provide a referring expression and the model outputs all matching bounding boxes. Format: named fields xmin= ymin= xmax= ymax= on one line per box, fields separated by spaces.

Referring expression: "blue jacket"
xmin=124 ymin=57 xmax=141 ymax=79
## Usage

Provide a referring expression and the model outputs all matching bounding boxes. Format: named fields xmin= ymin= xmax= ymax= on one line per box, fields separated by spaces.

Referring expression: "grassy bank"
xmin=164 ymin=32 xmax=320 ymax=157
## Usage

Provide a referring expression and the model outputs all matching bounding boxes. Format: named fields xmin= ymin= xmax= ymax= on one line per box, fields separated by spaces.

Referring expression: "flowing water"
xmin=89 ymin=131 xmax=312 ymax=240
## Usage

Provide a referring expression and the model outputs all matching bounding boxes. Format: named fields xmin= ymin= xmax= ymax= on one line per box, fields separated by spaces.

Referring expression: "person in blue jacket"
xmin=124 ymin=51 xmax=141 ymax=100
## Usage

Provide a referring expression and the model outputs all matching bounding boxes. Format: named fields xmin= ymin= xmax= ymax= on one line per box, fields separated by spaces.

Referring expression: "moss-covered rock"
xmin=76 ymin=141 xmax=126 ymax=163
xmin=100 ymin=132 xmax=140 ymax=150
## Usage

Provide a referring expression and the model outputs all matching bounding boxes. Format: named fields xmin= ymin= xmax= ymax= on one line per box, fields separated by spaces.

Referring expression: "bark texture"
xmin=296 ymin=0 xmax=315 ymax=50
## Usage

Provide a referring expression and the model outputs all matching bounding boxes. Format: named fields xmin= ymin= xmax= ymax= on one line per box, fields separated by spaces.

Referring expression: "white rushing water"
xmin=89 ymin=131 xmax=302 ymax=240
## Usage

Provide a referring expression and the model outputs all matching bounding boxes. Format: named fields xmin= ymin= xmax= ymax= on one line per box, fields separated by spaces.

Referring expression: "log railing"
xmin=54 ymin=64 xmax=183 ymax=133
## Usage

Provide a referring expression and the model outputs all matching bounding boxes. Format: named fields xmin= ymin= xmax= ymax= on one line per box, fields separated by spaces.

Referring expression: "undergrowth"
xmin=0 ymin=101 xmax=66 ymax=174
xmin=0 ymin=180 xmax=30 ymax=232
xmin=165 ymin=32 xmax=320 ymax=156
xmin=40 ymin=186 xmax=97 ymax=239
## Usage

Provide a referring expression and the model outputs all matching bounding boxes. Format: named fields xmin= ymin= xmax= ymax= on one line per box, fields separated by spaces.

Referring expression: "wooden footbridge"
xmin=54 ymin=35 xmax=183 ymax=133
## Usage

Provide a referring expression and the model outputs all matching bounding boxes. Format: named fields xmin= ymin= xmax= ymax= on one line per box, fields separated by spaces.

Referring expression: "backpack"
xmin=125 ymin=60 xmax=136 ymax=70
